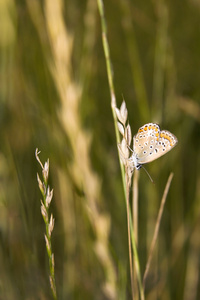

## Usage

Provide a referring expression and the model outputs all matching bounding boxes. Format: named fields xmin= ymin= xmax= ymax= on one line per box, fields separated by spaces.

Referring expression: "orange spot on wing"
xmin=160 ymin=133 xmax=173 ymax=146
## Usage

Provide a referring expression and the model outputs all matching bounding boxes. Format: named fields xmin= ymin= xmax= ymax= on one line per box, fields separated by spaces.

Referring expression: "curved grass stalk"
xmin=143 ymin=172 xmax=174 ymax=289
xmin=97 ymin=1 xmax=144 ymax=299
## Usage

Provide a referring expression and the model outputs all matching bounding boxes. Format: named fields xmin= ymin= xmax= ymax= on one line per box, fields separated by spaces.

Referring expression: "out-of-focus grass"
xmin=1 ymin=0 xmax=200 ymax=299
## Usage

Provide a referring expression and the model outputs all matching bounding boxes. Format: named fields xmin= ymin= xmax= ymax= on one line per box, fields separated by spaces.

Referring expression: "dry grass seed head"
xmin=119 ymin=101 xmax=128 ymax=124
xmin=117 ymin=121 xmax=125 ymax=136
xmin=125 ymin=124 xmax=132 ymax=146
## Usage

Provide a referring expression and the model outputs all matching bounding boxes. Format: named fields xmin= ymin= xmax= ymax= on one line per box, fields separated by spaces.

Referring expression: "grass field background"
xmin=1 ymin=0 xmax=200 ymax=299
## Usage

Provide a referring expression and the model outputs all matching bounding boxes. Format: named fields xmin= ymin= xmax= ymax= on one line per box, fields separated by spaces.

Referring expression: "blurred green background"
xmin=1 ymin=0 xmax=200 ymax=299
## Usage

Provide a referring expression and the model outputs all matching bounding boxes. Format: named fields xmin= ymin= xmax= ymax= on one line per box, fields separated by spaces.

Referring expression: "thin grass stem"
xmin=35 ymin=149 xmax=57 ymax=300
xmin=133 ymin=170 xmax=139 ymax=245
xmin=97 ymin=2 xmax=139 ymax=298
xmin=129 ymin=209 xmax=145 ymax=300
xmin=126 ymin=170 xmax=135 ymax=299
xmin=133 ymin=170 xmax=139 ymax=299
xmin=143 ymin=172 xmax=174 ymax=289
xmin=96 ymin=0 xmax=126 ymax=192
xmin=97 ymin=2 xmax=145 ymax=298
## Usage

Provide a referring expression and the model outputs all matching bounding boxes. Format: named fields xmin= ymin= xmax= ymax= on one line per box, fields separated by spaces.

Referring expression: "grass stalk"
xmin=121 ymin=192 xmax=144 ymax=300
xmin=97 ymin=1 xmax=143 ymax=298
xmin=126 ymin=172 xmax=145 ymax=300
xmin=143 ymin=172 xmax=174 ymax=289
xmin=96 ymin=0 xmax=115 ymax=105
xmin=133 ymin=170 xmax=139 ymax=245
xmin=96 ymin=0 xmax=125 ymax=192
xmin=125 ymin=170 xmax=135 ymax=299
xmin=35 ymin=149 xmax=57 ymax=300
xmin=129 ymin=209 xmax=145 ymax=300
xmin=96 ymin=3 xmax=147 ymax=297
xmin=132 ymin=170 xmax=139 ymax=299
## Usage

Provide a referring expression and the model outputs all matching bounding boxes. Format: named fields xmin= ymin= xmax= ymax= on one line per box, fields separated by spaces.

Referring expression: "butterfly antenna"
xmin=141 ymin=166 xmax=155 ymax=184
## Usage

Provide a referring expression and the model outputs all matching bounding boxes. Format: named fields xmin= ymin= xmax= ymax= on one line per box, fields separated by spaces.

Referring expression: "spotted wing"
xmin=133 ymin=123 xmax=178 ymax=165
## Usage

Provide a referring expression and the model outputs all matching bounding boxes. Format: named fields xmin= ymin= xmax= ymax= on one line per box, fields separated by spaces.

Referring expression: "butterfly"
xmin=129 ymin=123 xmax=178 ymax=170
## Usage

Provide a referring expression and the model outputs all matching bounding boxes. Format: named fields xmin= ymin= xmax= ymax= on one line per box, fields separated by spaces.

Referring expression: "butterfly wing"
xmin=133 ymin=123 xmax=178 ymax=165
